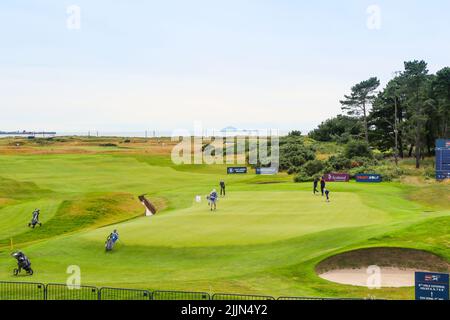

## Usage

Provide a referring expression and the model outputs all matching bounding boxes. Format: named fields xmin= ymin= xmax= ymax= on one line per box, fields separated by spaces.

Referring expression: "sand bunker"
xmin=316 ymin=247 xmax=450 ymax=288
xmin=320 ymin=267 xmax=423 ymax=287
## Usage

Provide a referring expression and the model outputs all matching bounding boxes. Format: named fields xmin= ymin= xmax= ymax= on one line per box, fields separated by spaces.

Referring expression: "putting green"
xmin=0 ymin=153 xmax=448 ymax=299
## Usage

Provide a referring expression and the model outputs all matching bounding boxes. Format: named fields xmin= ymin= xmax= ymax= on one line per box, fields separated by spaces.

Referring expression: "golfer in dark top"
xmin=219 ymin=180 xmax=226 ymax=197
xmin=320 ymin=177 xmax=326 ymax=196
xmin=313 ymin=177 xmax=319 ymax=194
xmin=324 ymin=188 xmax=330 ymax=202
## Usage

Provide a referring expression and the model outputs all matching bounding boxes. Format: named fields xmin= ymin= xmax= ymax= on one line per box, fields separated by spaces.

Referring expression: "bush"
xmin=350 ymin=156 xmax=378 ymax=168
xmin=303 ymin=160 xmax=325 ymax=176
xmin=294 ymin=171 xmax=315 ymax=182
xmin=424 ymin=167 xmax=435 ymax=179
xmin=287 ymin=166 xmax=299 ymax=175
xmin=326 ymin=155 xmax=352 ymax=171
xmin=344 ymin=140 xmax=373 ymax=159
xmin=308 ymin=115 xmax=363 ymax=142
xmin=375 ymin=165 xmax=404 ymax=181
xmin=333 ymin=132 xmax=352 ymax=144
xmin=99 ymin=143 xmax=118 ymax=147
xmin=288 ymin=130 xmax=302 ymax=136
xmin=279 ymin=139 xmax=316 ymax=172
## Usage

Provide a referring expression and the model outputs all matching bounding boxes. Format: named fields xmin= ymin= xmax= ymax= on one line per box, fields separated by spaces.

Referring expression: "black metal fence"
xmin=99 ymin=287 xmax=152 ymax=300
xmin=212 ymin=293 xmax=275 ymax=300
xmin=277 ymin=296 xmax=330 ymax=300
xmin=0 ymin=281 xmax=45 ymax=300
xmin=46 ymin=283 xmax=99 ymax=300
xmin=152 ymin=290 xmax=210 ymax=300
xmin=0 ymin=281 xmax=364 ymax=300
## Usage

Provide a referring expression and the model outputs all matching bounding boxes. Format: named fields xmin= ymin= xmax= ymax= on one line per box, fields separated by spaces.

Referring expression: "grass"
xmin=0 ymin=138 xmax=448 ymax=300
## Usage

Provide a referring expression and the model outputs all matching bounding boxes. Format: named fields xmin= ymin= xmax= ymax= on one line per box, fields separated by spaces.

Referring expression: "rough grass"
xmin=407 ymin=184 xmax=450 ymax=209
xmin=0 ymin=177 xmax=53 ymax=200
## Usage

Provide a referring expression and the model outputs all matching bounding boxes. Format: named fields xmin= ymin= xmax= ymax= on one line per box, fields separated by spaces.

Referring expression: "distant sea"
xmin=0 ymin=131 xmax=173 ymax=138
xmin=0 ymin=129 xmax=290 ymax=138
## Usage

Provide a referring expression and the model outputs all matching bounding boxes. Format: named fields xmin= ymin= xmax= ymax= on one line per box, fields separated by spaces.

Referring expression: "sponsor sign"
xmin=323 ymin=173 xmax=349 ymax=182
xmin=415 ymin=272 xmax=449 ymax=300
xmin=436 ymin=139 xmax=450 ymax=180
xmin=255 ymin=167 xmax=278 ymax=175
xmin=227 ymin=167 xmax=247 ymax=174
xmin=436 ymin=139 xmax=450 ymax=149
xmin=355 ymin=174 xmax=382 ymax=182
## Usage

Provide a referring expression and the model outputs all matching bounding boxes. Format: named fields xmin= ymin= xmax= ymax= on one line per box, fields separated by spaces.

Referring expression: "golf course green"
xmin=0 ymin=144 xmax=449 ymax=300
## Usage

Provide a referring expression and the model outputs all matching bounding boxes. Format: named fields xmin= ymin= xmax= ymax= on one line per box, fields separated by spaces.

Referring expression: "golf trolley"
xmin=11 ymin=252 xmax=34 ymax=276
xmin=28 ymin=210 xmax=42 ymax=228
xmin=105 ymin=238 xmax=115 ymax=252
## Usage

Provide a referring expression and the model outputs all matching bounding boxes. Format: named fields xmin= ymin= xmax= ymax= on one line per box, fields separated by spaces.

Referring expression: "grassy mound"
xmin=0 ymin=192 xmax=145 ymax=248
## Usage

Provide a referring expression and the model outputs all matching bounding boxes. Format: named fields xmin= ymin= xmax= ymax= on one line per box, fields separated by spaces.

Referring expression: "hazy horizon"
xmin=1 ymin=1 xmax=449 ymax=133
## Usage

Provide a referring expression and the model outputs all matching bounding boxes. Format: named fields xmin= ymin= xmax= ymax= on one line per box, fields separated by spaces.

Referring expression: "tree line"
xmin=309 ymin=60 xmax=450 ymax=168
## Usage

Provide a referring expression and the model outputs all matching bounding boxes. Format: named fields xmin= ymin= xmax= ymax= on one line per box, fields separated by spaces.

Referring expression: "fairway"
xmin=0 ymin=152 xmax=449 ymax=299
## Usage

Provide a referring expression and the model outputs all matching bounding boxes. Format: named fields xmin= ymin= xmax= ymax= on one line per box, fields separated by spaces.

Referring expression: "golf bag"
xmin=12 ymin=252 xmax=33 ymax=276
xmin=105 ymin=232 xmax=119 ymax=251
xmin=105 ymin=238 xmax=115 ymax=251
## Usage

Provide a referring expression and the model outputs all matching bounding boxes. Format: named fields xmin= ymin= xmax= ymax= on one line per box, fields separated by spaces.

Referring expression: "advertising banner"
xmin=323 ymin=173 xmax=349 ymax=182
xmin=436 ymin=139 xmax=450 ymax=180
xmin=415 ymin=272 xmax=449 ymax=300
xmin=255 ymin=167 xmax=278 ymax=175
xmin=355 ymin=174 xmax=382 ymax=182
xmin=227 ymin=167 xmax=248 ymax=174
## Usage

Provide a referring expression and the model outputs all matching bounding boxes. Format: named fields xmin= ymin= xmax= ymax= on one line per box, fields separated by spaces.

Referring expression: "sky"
xmin=1 ymin=0 xmax=449 ymax=134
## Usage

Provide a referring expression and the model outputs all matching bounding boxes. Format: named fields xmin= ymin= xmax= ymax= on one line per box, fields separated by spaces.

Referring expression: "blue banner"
xmin=436 ymin=139 xmax=450 ymax=180
xmin=415 ymin=272 xmax=449 ymax=300
xmin=227 ymin=167 xmax=247 ymax=174
xmin=436 ymin=139 xmax=450 ymax=149
xmin=355 ymin=174 xmax=382 ymax=182
xmin=255 ymin=167 xmax=278 ymax=175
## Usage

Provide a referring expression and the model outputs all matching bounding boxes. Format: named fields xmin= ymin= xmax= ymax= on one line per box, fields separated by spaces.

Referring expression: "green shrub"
xmin=99 ymin=143 xmax=118 ymax=147
xmin=308 ymin=115 xmax=363 ymax=142
xmin=344 ymin=140 xmax=373 ymax=159
xmin=376 ymin=165 xmax=404 ymax=181
xmin=287 ymin=166 xmax=299 ymax=175
xmin=288 ymin=130 xmax=302 ymax=136
xmin=326 ymin=155 xmax=352 ymax=171
xmin=303 ymin=160 xmax=325 ymax=176
xmin=294 ymin=171 xmax=315 ymax=182
xmin=424 ymin=167 xmax=436 ymax=179
xmin=350 ymin=156 xmax=378 ymax=168
xmin=279 ymin=139 xmax=316 ymax=172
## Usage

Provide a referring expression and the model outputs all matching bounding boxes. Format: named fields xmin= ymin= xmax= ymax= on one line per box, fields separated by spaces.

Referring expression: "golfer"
xmin=320 ymin=177 xmax=326 ymax=196
xmin=313 ymin=177 xmax=319 ymax=194
xmin=107 ymin=229 xmax=119 ymax=244
xmin=32 ymin=209 xmax=40 ymax=222
xmin=324 ymin=188 xmax=330 ymax=202
xmin=209 ymin=189 xmax=218 ymax=211
xmin=219 ymin=180 xmax=226 ymax=197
